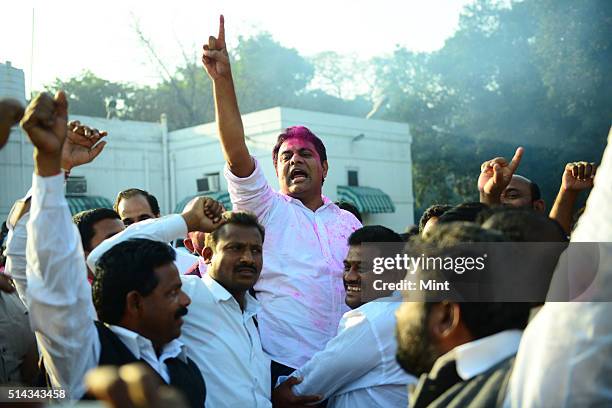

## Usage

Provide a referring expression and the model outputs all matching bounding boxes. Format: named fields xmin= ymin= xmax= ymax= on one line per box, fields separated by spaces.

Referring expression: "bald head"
xmin=501 ymin=175 xmax=545 ymax=212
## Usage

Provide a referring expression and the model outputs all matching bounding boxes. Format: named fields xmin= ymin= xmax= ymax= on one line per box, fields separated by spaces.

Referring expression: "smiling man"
xmin=273 ymin=226 xmax=415 ymax=408
xmin=201 ymin=15 xmax=362 ymax=383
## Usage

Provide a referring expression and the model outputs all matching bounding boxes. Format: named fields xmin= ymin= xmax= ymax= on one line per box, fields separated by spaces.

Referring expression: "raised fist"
xmin=181 ymin=196 xmax=225 ymax=233
xmin=562 ymin=161 xmax=597 ymax=192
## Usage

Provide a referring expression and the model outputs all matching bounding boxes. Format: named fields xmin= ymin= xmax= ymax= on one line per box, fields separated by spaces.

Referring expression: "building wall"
xmin=0 ymin=115 xmax=168 ymax=221
xmin=0 ymin=61 xmax=26 ymax=105
xmin=169 ymin=107 xmax=414 ymax=231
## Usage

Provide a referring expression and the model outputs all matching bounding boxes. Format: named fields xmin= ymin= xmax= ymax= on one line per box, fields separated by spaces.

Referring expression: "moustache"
xmin=175 ymin=306 xmax=188 ymax=320
xmin=234 ymin=263 xmax=257 ymax=274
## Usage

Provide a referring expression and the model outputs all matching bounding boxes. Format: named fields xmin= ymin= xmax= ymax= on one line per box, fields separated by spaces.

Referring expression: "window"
xmin=348 ymin=170 xmax=359 ymax=186
xmin=197 ymin=172 xmax=220 ymax=192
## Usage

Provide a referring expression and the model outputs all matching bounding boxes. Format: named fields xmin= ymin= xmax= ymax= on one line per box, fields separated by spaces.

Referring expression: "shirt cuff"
xmin=223 ymin=156 xmax=263 ymax=186
xmin=31 ymin=172 xmax=66 ymax=208
xmin=160 ymin=214 xmax=189 ymax=241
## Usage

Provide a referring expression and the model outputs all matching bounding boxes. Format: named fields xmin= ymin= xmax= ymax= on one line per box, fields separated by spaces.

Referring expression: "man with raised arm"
xmin=478 ymin=147 xmax=546 ymax=212
xmin=20 ymin=92 xmax=220 ymax=406
xmin=201 ymin=15 xmax=362 ymax=380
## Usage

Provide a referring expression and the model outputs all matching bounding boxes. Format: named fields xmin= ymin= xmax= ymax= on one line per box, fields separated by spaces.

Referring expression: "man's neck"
xmin=230 ymin=290 xmax=247 ymax=312
xmin=291 ymin=192 xmax=324 ymax=212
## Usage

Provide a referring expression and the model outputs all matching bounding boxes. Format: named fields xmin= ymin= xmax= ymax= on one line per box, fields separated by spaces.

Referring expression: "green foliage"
xmin=45 ymin=0 xmax=610 ymax=222
xmin=374 ymin=0 xmax=610 ymax=219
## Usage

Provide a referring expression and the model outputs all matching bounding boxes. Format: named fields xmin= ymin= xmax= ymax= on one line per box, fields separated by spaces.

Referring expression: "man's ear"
xmin=322 ymin=160 xmax=329 ymax=181
xmin=125 ymin=291 xmax=143 ymax=317
xmin=533 ymin=199 xmax=546 ymax=213
xmin=183 ymin=238 xmax=195 ymax=254
xmin=202 ymin=247 xmax=214 ymax=264
xmin=430 ymin=301 xmax=461 ymax=339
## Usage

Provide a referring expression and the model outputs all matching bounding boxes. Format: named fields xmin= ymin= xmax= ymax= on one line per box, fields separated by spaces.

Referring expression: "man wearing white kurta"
xmin=201 ymin=17 xmax=362 ymax=378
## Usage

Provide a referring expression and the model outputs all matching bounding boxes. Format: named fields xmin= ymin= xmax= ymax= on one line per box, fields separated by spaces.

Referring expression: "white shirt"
xmin=181 ymin=275 xmax=271 ymax=408
xmin=506 ymin=129 xmax=612 ymax=407
xmin=289 ymin=295 xmax=415 ymax=408
xmin=88 ymin=215 xmax=272 ymax=407
xmin=25 ymin=173 xmax=188 ymax=400
xmin=432 ymin=330 xmax=522 ymax=381
xmin=4 ymin=212 xmax=29 ymax=305
xmin=225 ymin=158 xmax=362 ymax=368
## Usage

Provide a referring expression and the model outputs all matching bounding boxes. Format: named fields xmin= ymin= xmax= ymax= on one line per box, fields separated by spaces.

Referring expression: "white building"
xmin=1 ymin=61 xmax=414 ymax=231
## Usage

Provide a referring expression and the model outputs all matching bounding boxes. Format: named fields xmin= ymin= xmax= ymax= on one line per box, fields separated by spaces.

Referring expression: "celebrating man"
xmin=201 ymin=15 xmax=362 ymax=381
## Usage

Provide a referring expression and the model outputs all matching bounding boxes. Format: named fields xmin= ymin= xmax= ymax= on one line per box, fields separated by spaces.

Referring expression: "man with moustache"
xmin=273 ymin=226 xmax=415 ymax=408
xmin=88 ymin=211 xmax=274 ymax=407
xmin=202 ymin=15 xmax=362 ymax=384
xmin=20 ymin=91 xmax=218 ymax=406
xmin=395 ymin=223 xmax=532 ymax=408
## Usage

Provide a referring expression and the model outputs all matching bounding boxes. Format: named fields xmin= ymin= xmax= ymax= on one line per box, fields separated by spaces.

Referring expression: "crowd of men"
xmin=0 ymin=15 xmax=611 ymax=408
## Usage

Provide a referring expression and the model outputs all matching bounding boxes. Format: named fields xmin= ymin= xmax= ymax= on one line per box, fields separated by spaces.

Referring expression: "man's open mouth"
xmin=346 ymin=283 xmax=361 ymax=293
xmin=290 ymin=168 xmax=308 ymax=182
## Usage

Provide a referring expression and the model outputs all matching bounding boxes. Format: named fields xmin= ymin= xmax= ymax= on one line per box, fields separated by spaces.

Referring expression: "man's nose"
xmin=240 ymin=248 xmax=254 ymax=263
xmin=290 ymin=153 xmax=304 ymax=165
xmin=181 ymin=291 xmax=191 ymax=307
xmin=345 ymin=266 xmax=360 ymax=281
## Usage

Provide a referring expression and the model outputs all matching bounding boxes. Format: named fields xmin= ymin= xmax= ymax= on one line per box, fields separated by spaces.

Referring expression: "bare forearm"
xmin=549 ymin=188 xmax=578 ymax=234
xmin=213 ymin=77 xmax=254 ymax=177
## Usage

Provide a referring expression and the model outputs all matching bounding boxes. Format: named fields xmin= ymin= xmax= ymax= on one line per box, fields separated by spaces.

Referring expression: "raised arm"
xmin=21 ymin=92 xmax=99 ymax=399
xmin=5 ymin=120 xmax=107 ymax=303
xmin=87 ymin=197 xmax=224 ymax=271
xmin=549 ymin=161 xmax=597 ymax=234
xmin=202 ymin=15 xmax=254 ymax=177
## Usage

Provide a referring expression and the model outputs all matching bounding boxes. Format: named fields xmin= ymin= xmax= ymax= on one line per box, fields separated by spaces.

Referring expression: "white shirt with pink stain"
xmin=225 ymin=158 xmax=362 ymax=369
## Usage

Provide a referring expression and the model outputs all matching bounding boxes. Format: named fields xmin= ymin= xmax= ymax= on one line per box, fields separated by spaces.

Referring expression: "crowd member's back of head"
xmin=478 ymin=207 xmax=568 ymax=242
xmin=348 ymin=225 xmax=403 ymax=246
xmin=335 ymin=201 xmax=362 ymax=223
xmin=436 ymin=202 xmax=489 ymax=226
xmin=92 ymin=238 xmax=188 ymax=349
xmin=419 ymin=204 xmax=452 ymax=235
xmin=113 ymin=188 xmax=161 ymax=226
xmin=418 ymin=223 xmax=531 ymax=327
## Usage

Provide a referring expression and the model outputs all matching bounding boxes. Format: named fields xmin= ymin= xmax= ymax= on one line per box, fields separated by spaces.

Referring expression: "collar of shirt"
xmin=430 ymin=329 xmax=522 ymax=381
xmin=107 ymin=324 xmax=187 ymax=364
xmin=280 ymin=191 xmax=334 ymax=213
xmin=202 ymin=273 xmax=261 ymax=318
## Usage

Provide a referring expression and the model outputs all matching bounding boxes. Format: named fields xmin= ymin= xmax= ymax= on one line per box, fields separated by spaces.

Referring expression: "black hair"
xmin=348 ymin=225 xmax=403 ymax=245
xmin=478 ymin=207 xmax=567 ymax=242
xmin=419 ymin=204 xmax=453 ymax=232
xmin=114 ymin=188 xmax=160 ymax=216
xmin=208 ymin=212 xmax=265 ymax=249
xmin=419 ymin=222 xmax=531 ymax=339
xmin=437 ymin=202 xmax=489 ymax=225
xmin=92 ymin=239 xmax=175 ymax=325
xmin=335 ymin=201 xmax=362 ymax=223
xmin=73 ymin=208 xmax=121 ymax=252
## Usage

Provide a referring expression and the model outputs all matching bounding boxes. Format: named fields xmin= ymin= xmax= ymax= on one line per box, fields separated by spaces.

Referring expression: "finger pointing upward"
xmin=508 ymin=146 xmax=524 ymax=173
xmin=218 ymin=15 xmax=225 ymax=43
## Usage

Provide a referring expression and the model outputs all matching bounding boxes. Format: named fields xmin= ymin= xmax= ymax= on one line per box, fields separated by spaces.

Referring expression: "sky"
xmin=3 ymin=0 xmax=474 ymax=96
